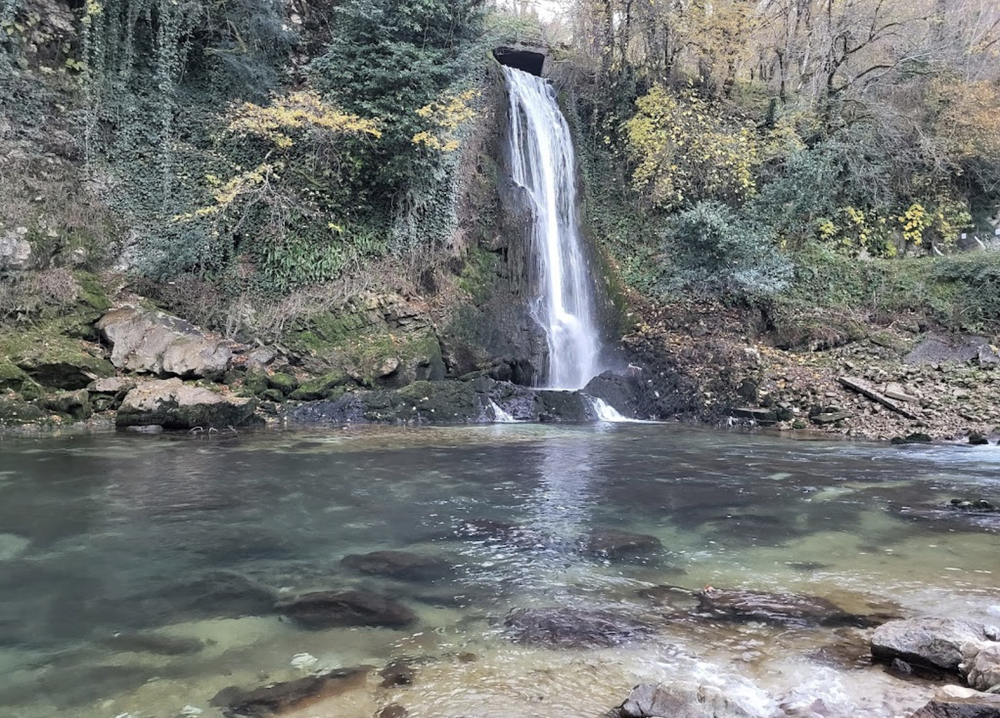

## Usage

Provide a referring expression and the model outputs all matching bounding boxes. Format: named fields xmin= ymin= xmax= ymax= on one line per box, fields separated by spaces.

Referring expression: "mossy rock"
xmin=1 ymin=327 xmax=114 ymax=390
xmin=261 ymin=388 xmax=285 ymax=403
xmin=43 ymin=390 xmax=93 ymax=421
xmin=289 ymin=371 xmax=355 ymax=401
xmin=0 ymin=397 xmax=48 ymax=427
xmin=0 ymin=358 xmax=43 ymax=399
xmin=268 ymin=372 xmax=299 ymax=395
xmin=241 ymin=368 xmax=270 ymax=397
xmin=73 ymin=271 xmax=112 ymax=314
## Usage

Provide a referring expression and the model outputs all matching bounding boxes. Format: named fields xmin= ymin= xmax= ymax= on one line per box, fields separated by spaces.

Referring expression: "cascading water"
xmin=503 ymin=66 xmax=601 ymax=390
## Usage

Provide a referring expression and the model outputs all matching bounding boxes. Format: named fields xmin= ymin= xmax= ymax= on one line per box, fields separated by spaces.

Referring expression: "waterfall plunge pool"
xmin=1 ymin=424 xmax=998 ymax=717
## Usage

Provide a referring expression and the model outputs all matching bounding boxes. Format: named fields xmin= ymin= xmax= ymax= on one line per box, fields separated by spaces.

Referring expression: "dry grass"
xmin=0 ymin=268 xmax=82 ymax=324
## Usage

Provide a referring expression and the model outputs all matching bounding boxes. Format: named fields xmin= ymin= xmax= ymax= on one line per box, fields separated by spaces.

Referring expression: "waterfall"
xmin=503 ymin=66 xmax=601 ymax=391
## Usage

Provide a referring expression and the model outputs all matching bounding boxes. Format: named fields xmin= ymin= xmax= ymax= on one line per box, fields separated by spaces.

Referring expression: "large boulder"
xmin=611 ymin=682 xmax=754 ymax=718
xmin=116 ymin=378 xmax=256 ymax=429
xmin=910 ymin=686 xmax=1000 ymax=718
xmin=503 ymin=607 xmax=650 ymax=649
xmin=871 ymin=617 xmax=1000 ymax=672
xmin=276 ymin=590 xmax=416 ymax=629
xmin=97 ymin=307 xmax=231 ymax=379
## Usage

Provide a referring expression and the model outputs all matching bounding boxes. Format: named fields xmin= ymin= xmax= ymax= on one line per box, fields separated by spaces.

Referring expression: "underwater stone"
xmin=277 ymin=590 xmax=416 ymax=629
xmin=504 ymin=607 xmax=650 ymax=649
xmin=341 ymin=550 xmax=453 ymax=581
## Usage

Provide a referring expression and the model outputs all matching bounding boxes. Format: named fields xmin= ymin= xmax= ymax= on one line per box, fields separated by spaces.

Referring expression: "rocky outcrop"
xmin=97 ymin=307 xmax=232 ymax=379
xmin=341 ymin=550 xmax=453 ymax=581
xmin=610 ymin=682 xmax=753 ymax=718
xmin=910 ymin=686 xmax=1000 ymax=718
xmin=871 ymin=617 xmax=1000 ymax=672
xmin=276 ymin=590 xmax=417 ymax=629
xmin=503 ymin=607 xmax=650 ymax=649
xmin=116 ymin=378 xmax=256 ymax=429
xmin=211 ymin=667 xmax=370 ymax=718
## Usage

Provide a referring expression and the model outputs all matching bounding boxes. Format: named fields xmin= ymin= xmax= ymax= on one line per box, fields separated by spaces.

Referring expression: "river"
xmin=1 ymin=424 xmax=998 ymax=717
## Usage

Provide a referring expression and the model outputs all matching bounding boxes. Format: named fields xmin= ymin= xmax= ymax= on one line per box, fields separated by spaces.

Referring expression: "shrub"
xmin=660 ymin=200 xmax=792 ymax=301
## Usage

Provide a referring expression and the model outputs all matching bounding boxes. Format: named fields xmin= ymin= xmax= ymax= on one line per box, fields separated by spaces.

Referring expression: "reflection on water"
xmin=0 ymin=425 xmax=998 ymax=718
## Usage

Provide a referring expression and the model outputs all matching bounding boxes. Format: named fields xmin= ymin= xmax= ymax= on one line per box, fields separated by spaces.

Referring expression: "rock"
xmin=210 ymin=667 xmax=370 ymax=718
xmin=871 ymin=617 xmax=1000 ymax=672
xmin=268 ymin=372 xmax=299 ymax=396
xmin=43 ymin=389 xmax=92 ymax=420
xmin=288 ymin=370 xmax=355 ymax=401
xmin=611 ymin=681 xmax=753 ymax=718
xmin=277 ymin=590 xmax=416 ymax=629
xmin=245 ymin=346 xmax=277 ymax=370
xmin=811 ymin=411 xmax=853 ymax=425
xmin=696 ymin=588 xmax=874 ymax=627
xmin=11 ymin=340 xmax=114 ymax=390
xmin=964 ymin=643 xmax=1000 ymax=693
xmin=157 ymin=570 xmax=280 ymax=620
xmin=0 ymin=396 xmax=48 ymax=427
xmin=583 ymin=529 xmax=662 ymax=560
xmin=87 ymin=377 xmax=135 ymax=411
xmin=97 ymin=307 xmax=231 ymax=379
xmin=0 ymin=230 xmax=32 ymax=271
xmin=950 ymin=498 xmax=998 ymax=512
xmin=116 ymin=379 xmax=256 ymax=429
xmin=906 ymin=335 xmax=998 ymax=367
xmin=242 ymin=368 xmax=270 ymax=397
xmin=341 ymin=551 xmax=453 ymax=581
xmin=969 ymin=433 xmax=991 ymax=446
xmin=891 ymin=432 xmax=933 ymax=445
xmin=884 ymin=383 xmax=918 ymax=403
xmin=379 ymin=658 xmax=416 ymax=687
xmin=503 ymin=607 xmax=650 ymax=649
xmin=910 ymin=686 xmax=1000 ymax=718
xmin=730 ymin=407 xmax=778 ymax=423
xmin=125 ymin=424 xmax=163 ymax=434
xmin=378 ymin=705 xmax=408 ymax=718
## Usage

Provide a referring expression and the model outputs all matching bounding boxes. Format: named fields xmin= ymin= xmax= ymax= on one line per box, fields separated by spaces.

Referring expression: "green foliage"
xmin=660 ymin=201 xmax=792 ymax=301
xmin=309 ymin=0 xmax=486 ymax=251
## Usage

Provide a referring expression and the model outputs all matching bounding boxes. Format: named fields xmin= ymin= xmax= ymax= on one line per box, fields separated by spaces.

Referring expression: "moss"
xmin=289 ymin=370 xmax=355 ymax=401
xmin=456 ymin=245 xmax=502 ymax=305
xmin=73 ymin=271 xmax=112 ymax=313
xmin=261 ymin=388 xmax=285 ymax=403
xmin=242 ymin=369 xmax=270 ymax=397
xmin=268 ymin=372 xmax=299 ymax=395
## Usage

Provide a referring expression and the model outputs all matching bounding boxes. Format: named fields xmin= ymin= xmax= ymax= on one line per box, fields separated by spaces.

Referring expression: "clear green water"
xmin=1 ymin=424 xmax=998 ymax=717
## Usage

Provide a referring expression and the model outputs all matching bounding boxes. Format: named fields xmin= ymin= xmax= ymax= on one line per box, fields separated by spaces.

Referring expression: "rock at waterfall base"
xmin=610 ymin=682 xmax=753 ymax=718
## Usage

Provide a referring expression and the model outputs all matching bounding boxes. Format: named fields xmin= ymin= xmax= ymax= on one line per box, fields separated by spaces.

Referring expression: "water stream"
xmin=504 ymin=66 xmax=601 ymax=390
xmin=1 ymin=427 xmax=998 ymax=718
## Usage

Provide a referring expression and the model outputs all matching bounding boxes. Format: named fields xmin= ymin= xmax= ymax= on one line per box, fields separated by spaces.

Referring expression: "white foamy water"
xmin=504 ymin=66 xmax=601 ymax=390
xmin=587 ymin=396 xmax=630 ymax=422
xmin=489 ymin=400 xmax=517 ymax=423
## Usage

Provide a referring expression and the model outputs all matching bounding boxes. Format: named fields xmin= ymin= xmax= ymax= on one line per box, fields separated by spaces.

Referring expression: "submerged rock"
xmin=277 ymin=590 xmax=416 ymax=629
xmin=116 ymin=378 xmax=256 ymax=429
xmin=871 ymin=617 xmax=1000 ymax=672
xmin=910 ymin=686 xmax=1000 ymax=718
xmin=583 ymin=529 xmax=662 ymax=560
xmin=696 ymin=587 xmax=875 ymax=627
xmin=97 ymin=306 xmax=231 ymax=379
xmin=610 ymin=681 xmax=753 ymax=718
xmin=341 ymin=550 xmax=453 ymax=581
xmin=158 ymin=570 xmax=280 ymax=620
xmin=503 ymin=607 xmax=650 ymax=649
xmin=210 ymin=666 xmax=370 ymax=717
xmin=379 ymin=658 xmax=416 ymax=687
